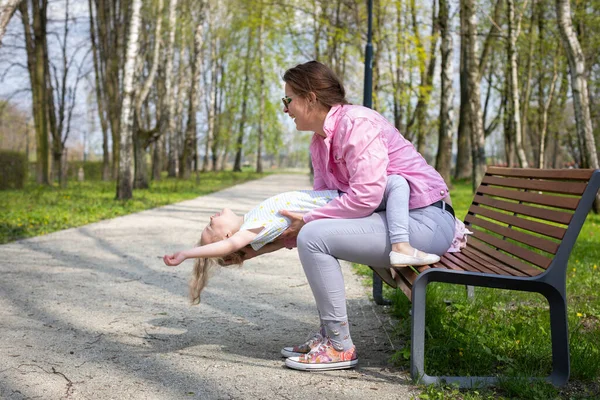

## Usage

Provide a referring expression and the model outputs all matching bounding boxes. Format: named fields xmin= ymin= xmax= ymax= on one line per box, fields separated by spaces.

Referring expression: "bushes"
xmin=68 ymin=161 xmax=105 ymax=181
xmin=0 ymin=151 xmax=27 ymax=190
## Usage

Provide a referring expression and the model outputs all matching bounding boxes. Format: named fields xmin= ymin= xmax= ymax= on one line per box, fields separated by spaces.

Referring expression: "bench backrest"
xmin=465 ymin=167 xmax=600 ymax=278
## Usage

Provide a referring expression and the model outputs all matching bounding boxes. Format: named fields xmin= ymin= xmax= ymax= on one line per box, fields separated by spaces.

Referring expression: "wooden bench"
xmin=369 ymin=167 xmax=600 ymax=388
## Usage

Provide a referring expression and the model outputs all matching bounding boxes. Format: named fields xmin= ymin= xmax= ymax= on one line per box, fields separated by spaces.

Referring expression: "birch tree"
xmin=164 ymin=0 xmax=178 ymax=177
xmin=116 ymin=0 xmax=142 ymax=200
xmin=556 ymin=0 xmax=598 ymax=169
xmin=462 ymin=0 xmax=486 ymax=190
xmin=556 ymin=0 xmax=599 ymax=209
xmin=506 ymin=0 xmax=529 ymax=167
xmin=0 ymin=0 xmax=22 ymax=47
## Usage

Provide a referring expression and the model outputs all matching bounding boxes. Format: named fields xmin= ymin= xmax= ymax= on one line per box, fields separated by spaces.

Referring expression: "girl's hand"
xmin=163 ymin=252 xmax=186 ymax=266
xmin=279 ymin=210 xmax=306 ymax=242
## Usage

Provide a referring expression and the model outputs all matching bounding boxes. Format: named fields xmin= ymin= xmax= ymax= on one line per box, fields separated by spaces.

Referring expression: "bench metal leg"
xmin=372 ymin=272 xmax=391 ymax=305
xmin=410 ymin=269 xmax=570 ymax=388
xmin=547 ymin=289 xmax=570 ymax=386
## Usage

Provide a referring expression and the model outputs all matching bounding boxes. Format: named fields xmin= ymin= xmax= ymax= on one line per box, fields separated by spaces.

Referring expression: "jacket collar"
xmin=322 ymin=104 xmax=344 ymax=138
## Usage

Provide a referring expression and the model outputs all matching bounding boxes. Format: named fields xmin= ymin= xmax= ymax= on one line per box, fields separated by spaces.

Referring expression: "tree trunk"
xmin=93 ymin=0 xmax=125 ymax=180
xmin=88 ymin=0 xmax=110 ymax=180
xmin=507 ymin=0 xmax=529 ymax=168
xmin=406 ymin=0 xmax=439 ymax=155
xmin=20 ymin=0 xmax=50 ymax=185
xmin=255 ymin=5 xmax=264 ymax=174
xmin=462 ymin=0 xmax=486 ymax=190
xmin=116 ymin=0 xmax=142 ymax=200
xmin=556 ymin=0 xmax=598 ymax=168
xmin=233 ymin=27 xmax=253 ymax=172
xmin=0 ymin=0 xmax=22 ymax=47
xmin=202 ymin=7 xmax=216 ymax=172
xmin=455 ymin=0 xmax=501 ymax=179
xmin=181 ymin=18 xmax=204 ymax=178
xmin=152 ymin=136 xmax=163 ymax=180
xmin=538 ymin=56 xmax=559 ymax=169
xmin=503 ymin=74 xmax=516 ymax=166
xmin=454 ymin=5 xmax=471 ymax=180
xmin=556 ymin=0 xmax=598 ymax=210
xmin=520 ymin=1 xmax=536 ymax=164
xmin=164 ymin=0 xmax=178 ymax=177
xmin=133 ymin=123 xmax=149 ymax=189
xmin=436 ymin=0 xmax=454 ymax=184
xmin=133 ymin=0 xmax=163 ymax=188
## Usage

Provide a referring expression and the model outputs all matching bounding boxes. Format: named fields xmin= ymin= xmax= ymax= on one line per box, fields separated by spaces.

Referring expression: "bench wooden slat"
xmin=437 ymin=256 xmax=466 ymax=272
xmin=473 ymin=194 xmax=573 ymax=225
xmin=450 ymin=251 xmax=512 ymax=276
xmin=461 ymin=247 xmax=529 ymax=277
xmin=443 ymin=253 xmax=484 ymax=273
xmin=468 ymin=204 xmax=566 ymax=239
xmin=445 ymin=252 xmax=498 ymax=274
xmin=465 ymin=214 xmax=560 ymax=254
xmin=477 ymin=186 xmax=581 ymax=210
xmin=468 ymin=237 xmax=541 ymax=276
xmin=482 ymin=176 xmax=588 ymax=195
xmin=471 ymin=229 xmax=553 ymax=269
xmin=394 ymin=267 xmax=420 ymax=288
xmin=486 ymin=166 xmax=594 ymax=180
xmin=392 ymin=269 xmax=414 ymax=299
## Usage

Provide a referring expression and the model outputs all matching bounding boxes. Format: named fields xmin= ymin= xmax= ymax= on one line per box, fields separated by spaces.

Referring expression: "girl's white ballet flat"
xmin=389 ymin=250 xmax=440 ymax=267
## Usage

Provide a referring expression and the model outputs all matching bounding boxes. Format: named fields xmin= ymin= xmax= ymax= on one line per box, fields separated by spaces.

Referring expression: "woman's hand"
xmin=163 ymin=252 xmax=186 ymax=266
xmin=279 ymin=210 xmax=306 ymax=243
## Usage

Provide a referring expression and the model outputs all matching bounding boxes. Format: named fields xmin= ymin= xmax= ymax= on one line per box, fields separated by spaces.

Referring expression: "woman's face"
xmin=283 ymin=83 xmax=312 ymax=131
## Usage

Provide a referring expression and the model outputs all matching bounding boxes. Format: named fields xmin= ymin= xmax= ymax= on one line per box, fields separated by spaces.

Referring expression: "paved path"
xmin=0 ymin=174 xmax=416 ymax=399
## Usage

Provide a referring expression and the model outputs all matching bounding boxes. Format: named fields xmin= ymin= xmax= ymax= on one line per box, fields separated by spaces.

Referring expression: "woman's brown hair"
xmin=283 ymin=61 xmax=348 ymax=110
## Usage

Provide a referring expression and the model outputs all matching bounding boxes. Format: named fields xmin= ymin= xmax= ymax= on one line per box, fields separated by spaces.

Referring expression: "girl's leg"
xmin=376 ymin=175 xmax=444 ymax=265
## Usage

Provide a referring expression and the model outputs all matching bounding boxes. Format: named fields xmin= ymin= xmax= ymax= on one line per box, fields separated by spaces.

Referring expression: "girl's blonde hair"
xmin=189 ymin=238 xmax=245 ymax=305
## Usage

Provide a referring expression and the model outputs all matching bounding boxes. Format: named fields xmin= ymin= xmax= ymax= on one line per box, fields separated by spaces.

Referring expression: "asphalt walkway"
xmin=0 ymin=174 xmax=416 ymax=399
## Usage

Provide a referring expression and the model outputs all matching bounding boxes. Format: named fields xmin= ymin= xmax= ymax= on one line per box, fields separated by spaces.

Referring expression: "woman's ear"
xmin=308 ymin=91 xmax=317 ymax=105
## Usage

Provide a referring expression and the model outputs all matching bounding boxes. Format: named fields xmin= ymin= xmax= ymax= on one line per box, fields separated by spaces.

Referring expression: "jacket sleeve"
xmin=303 ymin=117 xmax=388 ymax=222
xmin=310 ymin=139 xmax=328 ymax=191
xmin=312 ymin=159 xmax=327 ymax=191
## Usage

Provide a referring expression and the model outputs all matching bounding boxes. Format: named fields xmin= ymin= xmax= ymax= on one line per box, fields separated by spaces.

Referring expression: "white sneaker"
xmin=390 ymin=249 xmax=440 ymax=267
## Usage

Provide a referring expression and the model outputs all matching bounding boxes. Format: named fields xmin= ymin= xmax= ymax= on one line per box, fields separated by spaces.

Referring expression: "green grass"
xmin=0 ymin=170 xmax=266 ymax=244
xmin=354 ymin=179 xmax=600 ymax=400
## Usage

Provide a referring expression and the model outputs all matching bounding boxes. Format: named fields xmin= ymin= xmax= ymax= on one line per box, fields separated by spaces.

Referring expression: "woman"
xmin=276 ymin=61 xmax=456 ymax=371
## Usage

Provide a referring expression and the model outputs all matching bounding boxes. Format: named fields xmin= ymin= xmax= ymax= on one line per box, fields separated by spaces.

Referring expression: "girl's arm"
xmin=163 ymin=229 xmax=257 ymax=266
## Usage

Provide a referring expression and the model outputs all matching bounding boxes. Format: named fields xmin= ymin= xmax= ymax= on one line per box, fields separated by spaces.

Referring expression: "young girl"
xmin=163 ymin=175 xmax=441 ymax=305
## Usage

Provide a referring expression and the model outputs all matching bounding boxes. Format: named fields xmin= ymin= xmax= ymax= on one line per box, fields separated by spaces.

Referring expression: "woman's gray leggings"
xmin=297 ymin=193 xmax=455 ymax=322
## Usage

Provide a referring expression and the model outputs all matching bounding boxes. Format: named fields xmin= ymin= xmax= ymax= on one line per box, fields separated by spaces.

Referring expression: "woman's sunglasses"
xmin=281 ymin=96 xmax=293 ymax=109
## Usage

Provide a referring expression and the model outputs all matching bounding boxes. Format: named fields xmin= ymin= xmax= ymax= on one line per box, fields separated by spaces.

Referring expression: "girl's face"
xmin=283 ymin=83 xmax=313 ymax=132
xmin=201 ymin=208 xmax=238 ymax=244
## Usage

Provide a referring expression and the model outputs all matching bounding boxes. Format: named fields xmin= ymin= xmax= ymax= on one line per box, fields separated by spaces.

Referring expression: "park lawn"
xmin=354 ymin=179 xmax=600 ymax=399
xmin=0 ymin=171 xmax=266 ymax=244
